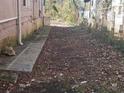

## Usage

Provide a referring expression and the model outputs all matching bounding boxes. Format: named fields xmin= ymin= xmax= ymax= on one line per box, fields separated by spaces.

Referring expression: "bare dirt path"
xmin=10 ymin=26 xmax=124 ymax=93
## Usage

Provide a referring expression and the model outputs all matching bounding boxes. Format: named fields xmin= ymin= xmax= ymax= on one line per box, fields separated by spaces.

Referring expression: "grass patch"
xmin=90 ymin=27 xmax=124 ymax=53
xmin=0 ymin=72 xmax=18 ymax=83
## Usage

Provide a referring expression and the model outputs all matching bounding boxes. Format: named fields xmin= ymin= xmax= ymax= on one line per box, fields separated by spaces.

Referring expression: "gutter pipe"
xmin=0 ymin=17 xmax=17 ymax=24
xmin=17 ymin=0 xmax=23 ymax=45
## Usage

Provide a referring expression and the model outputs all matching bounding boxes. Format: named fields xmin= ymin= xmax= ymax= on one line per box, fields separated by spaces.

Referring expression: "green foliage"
xmin=0 ymin=72 xmax=17 ymax=83
xmin=96 ymin=0 xmax=112 ymax=11
xmin=45 ymin=0 xmax=78 ymax=23
xmin=52 ymin=5 xmax=59 ymax=13
xmin=92 ymin=27 xmax=124 ymax=53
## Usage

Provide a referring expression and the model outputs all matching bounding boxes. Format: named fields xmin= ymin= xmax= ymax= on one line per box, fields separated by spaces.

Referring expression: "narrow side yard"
xmin=11 ymin=26 xmax=124 ymax=93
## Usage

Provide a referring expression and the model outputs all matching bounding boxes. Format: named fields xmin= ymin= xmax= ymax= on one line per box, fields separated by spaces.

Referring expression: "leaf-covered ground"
xmin=8 ymin=26 xmax=124 ymax=93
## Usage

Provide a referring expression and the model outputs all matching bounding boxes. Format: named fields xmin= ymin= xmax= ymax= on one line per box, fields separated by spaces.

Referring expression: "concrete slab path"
xmin=7 ymin=42 xmax=45 ymax=72
xmin=0 ymin=26 xmax=50 ymax=72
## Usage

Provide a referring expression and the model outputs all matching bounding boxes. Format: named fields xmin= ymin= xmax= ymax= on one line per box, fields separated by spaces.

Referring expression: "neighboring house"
xmin=88 ymin=0 xmax=124 ymax=37
xmin=87 ymin=0 xmax=98 ymax=28
xmin=110 ymin=0 xmax=124 ymax=35
xmin=106 ymin=0 xmax=124 ymax=35
xmin=0 ymin=0 xmax=43 ymax=49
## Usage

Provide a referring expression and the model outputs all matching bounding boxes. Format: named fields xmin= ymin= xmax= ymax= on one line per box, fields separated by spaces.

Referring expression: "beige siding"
xmin=0 ymin=0 xmax=43 ymax=48
xmin=0 ymin=0 xmax=17 ymax=20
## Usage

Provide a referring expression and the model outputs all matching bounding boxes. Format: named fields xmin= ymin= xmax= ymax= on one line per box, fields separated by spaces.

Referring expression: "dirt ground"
xmin=1 ymin=26 xmax=124 ymax=93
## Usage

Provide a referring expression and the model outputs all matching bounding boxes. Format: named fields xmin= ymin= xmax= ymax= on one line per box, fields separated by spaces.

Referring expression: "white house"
xmin=89 ymin=0 xmax=124 ymax=35
xmin=112 ymin=0 xmax=124 ymax=34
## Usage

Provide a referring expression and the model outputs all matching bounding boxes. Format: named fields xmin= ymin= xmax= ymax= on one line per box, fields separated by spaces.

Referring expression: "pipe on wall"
xmin=0 ymin=17 xmax=17 ymax=24
xmin=17 ymin=0 xmax=23 ymax=45
xmin=43 ymin=0 xmax=45 ymax=25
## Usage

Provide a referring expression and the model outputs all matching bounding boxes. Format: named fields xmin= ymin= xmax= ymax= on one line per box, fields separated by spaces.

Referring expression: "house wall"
xmin=0 ymin=0 xmax=43 ymax=49
xmin=0 ymin=0 xmax=17 ymax=20
xmin=21 ymin=0 xmax=43 ymax=38
xmin=0 ymin=0 xmax=17 ymax=48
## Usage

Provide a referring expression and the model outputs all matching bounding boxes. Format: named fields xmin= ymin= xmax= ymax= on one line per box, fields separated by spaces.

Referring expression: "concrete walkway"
xmin=7 ymin=42 xmax=46 ymax=72
xmin=0 ymin=26 xmax=50 ymax=72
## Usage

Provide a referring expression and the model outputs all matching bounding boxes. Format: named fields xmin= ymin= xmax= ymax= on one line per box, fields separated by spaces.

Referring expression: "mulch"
xmin=1 ymin=26 xmax=124 ymax=93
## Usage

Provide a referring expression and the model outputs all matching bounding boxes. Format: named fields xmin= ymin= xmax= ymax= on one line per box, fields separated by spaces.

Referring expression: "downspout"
xmin=33 ymin=0 xmax=34 ymax=18
xmin=43 ymin=0 xmax=45 ymax=26
xmin=122 ymin=1 xmax=124 ymax=31
xmin=17 ymin=0 xmax=23 ymax=45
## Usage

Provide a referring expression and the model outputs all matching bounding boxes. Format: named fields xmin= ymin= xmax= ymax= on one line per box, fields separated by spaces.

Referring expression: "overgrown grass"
xmin=0 ymin=72 xmax=17 ymax=83
xmin=91 ymin=27 xmax=124 ymax=52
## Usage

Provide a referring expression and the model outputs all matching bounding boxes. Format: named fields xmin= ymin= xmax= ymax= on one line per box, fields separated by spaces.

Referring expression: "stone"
xmin=72 ymin=84 xmax=79 ymax=89
xmin=59 ymin=73 xmax=64 ymax=77
xmin=2 ymin=46 xmax=16 ymax=56
xmin=31 ymin=79 xmax=36 ymax=82
xmin=19 ymin=84 xmax=26 ymax=88
xmin=112 ymin=83 xmax=117 ymax=87
xmin=26 ymin=83 xmax=31 ymax=87
xmin=111 ymin=83 xmax=118 ymax=91
xmin=80 ymin=81 xmax=87 ymax=84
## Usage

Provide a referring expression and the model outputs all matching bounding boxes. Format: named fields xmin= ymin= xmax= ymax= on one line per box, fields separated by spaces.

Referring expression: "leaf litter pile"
xmin=10 ymin=26 xmax=124 ymax=93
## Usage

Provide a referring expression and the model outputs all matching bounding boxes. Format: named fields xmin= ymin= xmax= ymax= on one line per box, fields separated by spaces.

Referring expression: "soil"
xmin=1 ymin=26 xmax=124 ymax=93
xmin=0 ymin=26 xmax=50 ymax=92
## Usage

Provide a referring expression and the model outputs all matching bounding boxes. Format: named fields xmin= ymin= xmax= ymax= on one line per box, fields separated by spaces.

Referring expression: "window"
xmin=23 ymin=0 xmax=26 ymax=6
xmin=23 ymin=0 xmax=31 ymax=7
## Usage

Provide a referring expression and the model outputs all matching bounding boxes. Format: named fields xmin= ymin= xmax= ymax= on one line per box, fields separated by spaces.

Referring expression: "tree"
xmin=84 ymin=0 xmax=90 ymax=3
xmin=45 ymin=0 xmax=80 ymax=23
